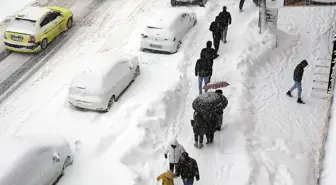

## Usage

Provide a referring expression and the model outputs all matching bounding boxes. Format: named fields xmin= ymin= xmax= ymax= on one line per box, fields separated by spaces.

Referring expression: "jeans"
xmin=222 ymin=26 xmax=228 ymax=42
xmin=198 ymin=76 xmax=210 ymax=94
xmin=239 ymin=0 xmax=245 ymax=10
xmin=182 ymin=178 xmax=194 ymax=185
xmin=194 ymin=133 xmax=204 ymax=144
xmin=289 ymin=80 xmax=302 ymax=98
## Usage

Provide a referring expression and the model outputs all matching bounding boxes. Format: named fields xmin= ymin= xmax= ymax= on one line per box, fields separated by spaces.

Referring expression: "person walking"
xmin=191 ymin=111 xmax=206 ymax=148
xmin=218 ymin=6 xmax=231 ymax=43
xmin=214 ymin=89 xmax=227 ymax=131
xmin=156 ymin=170 xmax=177 ymax=185
xmin=175 ymin=152 xmax=200 ymax=185
xmin=200 ymin=41 xmax=218 ymax=81
xmin=195 ymin=53 xmax=212 ymax=95
xmin=204 ymin=113 xmax=218 ymax=144
xmin=209 ymin=18 xmax=222 ymax=53
xmin=164 ymin=139 xmax=186 ymax=173
xmin=286 ymin=60 xmax=308 ymax=104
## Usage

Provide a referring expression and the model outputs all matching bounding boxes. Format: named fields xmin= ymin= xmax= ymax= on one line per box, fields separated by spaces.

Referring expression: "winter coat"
xmin=192 ymin=111 xmax=207 ymax=135
xmin=176 ymin=156 xmax=200 ymax=179
xmin=164 ymin=139 xmax=186 ymax=164
xmin=218 ymin=11 xmax=232 ymax=26
xmin=209 ymin=21 xmax=222 ymax=38
xmin=195 ymin=58 xmax=212 ymax=77
xmin=293 ymin=60 xmax=308 ymax=82
xmin=200 ymin=47 xmax=217 ymax=67
xmin=156 ymin=170 xmax=177 ymax=185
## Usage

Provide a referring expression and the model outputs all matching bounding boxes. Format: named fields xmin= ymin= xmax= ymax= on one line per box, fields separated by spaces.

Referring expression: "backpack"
xmin=209 ymin=22 xmax=216 ymax=32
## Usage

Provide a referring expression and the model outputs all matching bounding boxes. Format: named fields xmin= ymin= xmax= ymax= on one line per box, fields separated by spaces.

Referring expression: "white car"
xmin=68 ymin=52 xmax=140 ymax=112
xmin=140 ymin=9 xmax=197 ymax=54
xmin=171 ymin=0 xmax=208 ymax=6
xmin=0 ymin=134 xmax=73 ymax=185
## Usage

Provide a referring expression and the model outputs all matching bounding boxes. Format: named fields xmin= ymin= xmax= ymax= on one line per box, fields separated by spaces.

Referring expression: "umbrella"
xmin=203 ymin=81 xmax=230 ymax=90
xmin=192 ymin=92 xmax=228 ymax=114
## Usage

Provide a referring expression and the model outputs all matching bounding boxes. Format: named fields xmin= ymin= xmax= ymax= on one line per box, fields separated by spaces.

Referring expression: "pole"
xmin=327 ymin=34 xmax=336 ymax=94
xmin=259 ymin=0 xmax=267 ymax=33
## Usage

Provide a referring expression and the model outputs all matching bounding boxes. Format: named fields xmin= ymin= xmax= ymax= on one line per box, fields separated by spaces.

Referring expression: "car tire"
xmin=40 ymin=38 xmax=48 ymax=50
xmin=61 ymin=156 xmax=72 ymax=176
xmin=67 ymin=17 xmax=73 ymax=30
xmin=133 ymin=66 xmax=140 ymax=79
xmin=101 ymin=95 xmax=115 ymax=113
xmin=171 ymin=0 xmax=177 ymax=6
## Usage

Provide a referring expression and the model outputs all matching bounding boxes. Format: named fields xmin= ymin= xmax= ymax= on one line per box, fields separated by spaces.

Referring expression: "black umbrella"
xmin=192 ymin=92 xmax=228 ymax=114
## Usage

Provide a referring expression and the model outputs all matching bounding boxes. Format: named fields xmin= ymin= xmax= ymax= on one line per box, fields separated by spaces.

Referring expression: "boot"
xmin=199 ymin=143 xmax=204 ymax=148
xmin=297 ymin=98 xmax=305 ymax=104
xmin=194 ymin=142 xmax=199 ymax=148
xmin=286 ymin=91 xmax=292 ymax=97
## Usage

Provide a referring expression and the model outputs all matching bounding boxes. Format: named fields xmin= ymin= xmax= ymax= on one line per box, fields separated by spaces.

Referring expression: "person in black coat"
xmin=175 ymin=152 xmax=200 ymax=185
xmin=195 ymin=53 xmax=212 ymax=95
xmin=191 ymin=111 xmax=207 ymax=148
xmin=218 ymin=6 xmax=231 ymax=43
xmin=286 ymin=60 xmax=308 ymax=104
xmin=215 ymin=89 xmax=224 ymax=131
xmin=209 ymin=17 xmax=223 ymax=53
xmin=200 ymin=41 xmax=219 ymax=81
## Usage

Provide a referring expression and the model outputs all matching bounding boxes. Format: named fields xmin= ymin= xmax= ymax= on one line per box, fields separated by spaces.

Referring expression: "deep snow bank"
xmin=320 ymin=88 xmax=336 ymax=185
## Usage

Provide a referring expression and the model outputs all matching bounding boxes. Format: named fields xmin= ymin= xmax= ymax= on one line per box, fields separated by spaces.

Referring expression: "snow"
xmin=146 ymin=8 xmax=190 ymax=29
xmin=0 ymin=1 xmax=334 ymax=185
xmin=15 ymin=7 xmax=50 ymax=21
xmin=0 ymin=0 xmax=35 ymax=22
xmin=6 ymin=18 xmax=36 ymax=35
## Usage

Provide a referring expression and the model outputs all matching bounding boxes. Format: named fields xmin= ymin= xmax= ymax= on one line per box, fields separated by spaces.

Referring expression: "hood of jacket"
xmin=299 ymin=60 xmax=308 ymax=67
xmin=170 ymin=139 xmax=178 ymax=146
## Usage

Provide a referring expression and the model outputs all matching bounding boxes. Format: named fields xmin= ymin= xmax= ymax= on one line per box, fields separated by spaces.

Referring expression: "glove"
xmin=164 ymin=154 xmax=167 ymax=159
xmin=175 ymin=173 xmax=180 ymax=177
xmin=196 ymin=175 xmax=200 ymax=181
xmin=195 ymin=73 xmax=198 ymax=76
xmin=214 ymin=54 xmax=219 ymax=59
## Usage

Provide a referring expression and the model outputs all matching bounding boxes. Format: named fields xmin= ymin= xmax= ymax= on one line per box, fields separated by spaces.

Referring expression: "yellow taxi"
xmin=4 ymin=6 xmax=73 ymax=53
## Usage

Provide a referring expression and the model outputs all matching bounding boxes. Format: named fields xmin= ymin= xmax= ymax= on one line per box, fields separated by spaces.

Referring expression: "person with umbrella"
xmin=191 ymin=111 xmax=206 ymax=148
xmin=192 ymin=91 xmax=228 ymax=143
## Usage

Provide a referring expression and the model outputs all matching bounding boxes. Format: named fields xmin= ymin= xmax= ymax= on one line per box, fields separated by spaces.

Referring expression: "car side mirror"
xmin=52 ymin=153 xmax=60 ymax=163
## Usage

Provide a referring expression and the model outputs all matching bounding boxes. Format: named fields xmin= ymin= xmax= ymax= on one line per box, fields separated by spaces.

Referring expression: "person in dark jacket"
xmin=175 ymin=152 xmax=200 ymax=185
xmin=209 ymin=17 xmax=223 ymax=53
xmin=204 ymin=111 xmax=218 ymax=144
xmin=191 ymin=111 xmax=206 ymax=148
xmin=215 ymin=89 xmax=224 ymax=131
xmin=195 ymin=53 xmax=212 ymax=95
xmin=200 ymin=41 xmax=219 ymax=81
xmin=286 ymin=60 xmax=308 ymax=104
xmin=218 ymin=6 xmax=231 ymax=43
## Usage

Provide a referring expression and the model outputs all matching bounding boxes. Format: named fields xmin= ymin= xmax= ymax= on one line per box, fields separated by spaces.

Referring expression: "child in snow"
xmin=156 ymin=170 xmax=177 ymax=185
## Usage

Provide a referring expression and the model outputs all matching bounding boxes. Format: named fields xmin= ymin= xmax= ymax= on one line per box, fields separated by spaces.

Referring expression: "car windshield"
xmin=10 ymin=18 xmax=36 ymax=33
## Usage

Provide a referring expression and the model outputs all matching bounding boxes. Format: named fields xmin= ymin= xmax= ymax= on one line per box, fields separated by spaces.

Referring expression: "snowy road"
xmin=0 ymin=0 xmax=109 ymax=103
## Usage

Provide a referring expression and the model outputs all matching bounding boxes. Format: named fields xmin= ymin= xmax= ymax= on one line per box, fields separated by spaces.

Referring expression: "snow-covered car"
xmin=140 ymin=9 xmax=197 ymax=54
xmin=4 ymin=6 xmax=73 ymax=53
xmin=68 ymin=52 xmax=140 ymax=112
xmin=171 ymin=0 xmax=208 ymax=7
xmin=0 ymin=134 xmax=73 ymax=185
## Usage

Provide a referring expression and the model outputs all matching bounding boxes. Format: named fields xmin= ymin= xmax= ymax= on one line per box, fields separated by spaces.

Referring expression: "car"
xmin=171 ymin=0 xmax=208 ymax=6
xmin=0 ymin=134 xmax=73 ymax=185
xmin=140 ymin=9 xmax=197 ymax=54
xmin=4 ymin=6 xmax=73 ymax=53
xmin=68 ymin=52 xmax=140 ymax=113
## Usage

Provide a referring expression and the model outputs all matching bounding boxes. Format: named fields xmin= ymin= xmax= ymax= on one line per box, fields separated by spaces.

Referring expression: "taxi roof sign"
xmin=16 ymin=14 xmax=25 ymax=18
